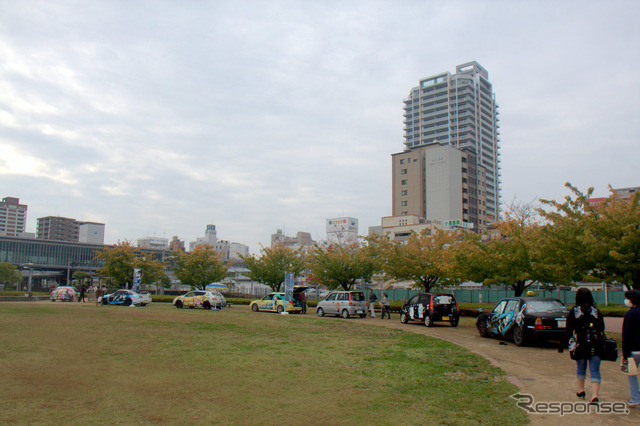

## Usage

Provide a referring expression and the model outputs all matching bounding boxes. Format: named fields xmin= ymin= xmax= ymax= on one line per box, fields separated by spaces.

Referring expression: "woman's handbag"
xmin=600 ymin=333 xmax=618 ymax=362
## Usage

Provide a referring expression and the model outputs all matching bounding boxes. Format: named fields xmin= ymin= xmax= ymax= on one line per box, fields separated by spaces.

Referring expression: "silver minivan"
xmin=316 ymin=291 xmax=367 ymax=318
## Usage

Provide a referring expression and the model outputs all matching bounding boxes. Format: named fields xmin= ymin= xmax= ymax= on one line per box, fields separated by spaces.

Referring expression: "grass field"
xmin=0 ymin=302 xmax=527 ymax=425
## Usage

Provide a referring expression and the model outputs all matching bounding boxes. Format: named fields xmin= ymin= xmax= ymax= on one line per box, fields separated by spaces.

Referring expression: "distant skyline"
xmin=2 ymin=1 xmax=639 ymax=253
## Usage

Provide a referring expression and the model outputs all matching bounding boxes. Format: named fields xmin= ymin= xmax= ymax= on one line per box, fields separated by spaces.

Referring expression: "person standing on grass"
xmin=381 ymin=293 xmax=391 ymax=320
xmin=622 ymin=289 xmax=640 ymax=407
xmin=78 ymin=284 xmax=86 ymax=303
xmin=369 ymin=291 xmax=377 ymax=318
xmin=299 ymin=290 xmax=307 ymax=314
xmin=558 ymin=287 xmax=605 ymax=405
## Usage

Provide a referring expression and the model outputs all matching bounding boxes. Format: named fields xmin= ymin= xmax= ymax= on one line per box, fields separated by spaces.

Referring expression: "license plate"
xmin=557 ymin=319 xmax=566 ymax=328
xmin=441 ymin=315 xmax=449 ymax=321
xmin=355 ymin=310 xmax=363 ymax=314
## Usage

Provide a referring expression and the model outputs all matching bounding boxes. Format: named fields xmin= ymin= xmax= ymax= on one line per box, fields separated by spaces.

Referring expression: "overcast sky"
xmin=2 ymin=1 xmax=639 ymax=253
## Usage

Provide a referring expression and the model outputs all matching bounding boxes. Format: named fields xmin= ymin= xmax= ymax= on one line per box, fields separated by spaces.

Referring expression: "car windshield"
xmin=524 ymin=300 xmax=568 ymax=313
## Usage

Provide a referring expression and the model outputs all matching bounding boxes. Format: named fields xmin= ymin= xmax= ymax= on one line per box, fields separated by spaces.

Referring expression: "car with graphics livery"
xmin=50 ymin=286 xmax=79 ymax=302
xmin=476 ymin=297 xmax=569 ymax=346
xmin=249 ymin=286 xmax=308 ymax=314
xmin=173 ymin=290 xmax=226 ymax=309
xmin=101 ymin=289 xmax=151 ymax=306
xmin=316 ymin=290 xmax=367 ymax=319
xmin=399 ymin=293 xmax=460 ymax=327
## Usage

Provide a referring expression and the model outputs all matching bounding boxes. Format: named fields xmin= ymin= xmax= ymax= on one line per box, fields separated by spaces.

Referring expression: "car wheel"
xmin=102 ymin=298 xmax=108 ymax=305
xmin=277 ymin=305 xmax=284 ymax=314
xmin=477 ymin=320 xmax=489 ymax=337
xmin=317 ymin=308 xmax=324 ymax=317
xmin=450 ymin=317 xmax=459 ymax=327
xmin=359 ymin=314 xmax=366 ymax=318
xmin=424 ymin=314 xmax=433 ymax=327
xmin=400 ymin=312 xmax=409 ymax=324
xmin=341 ymin=309 xmax=350 ymax=319
xmin=513 ymin=326 xmax=526 ymax=346
xmin=251 ymin=304 xmax=259 ymax=312
xmin=203 ymin=301 xmax=211 ymax=310
xmin=175 ymin=300 xmax=183 ymax=309
xmin=124 ymin=298 xmax=132 ymax=306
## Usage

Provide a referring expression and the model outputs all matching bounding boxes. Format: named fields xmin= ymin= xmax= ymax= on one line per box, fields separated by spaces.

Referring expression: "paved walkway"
xmin=357 ymin=316 xmax=638 ymax=425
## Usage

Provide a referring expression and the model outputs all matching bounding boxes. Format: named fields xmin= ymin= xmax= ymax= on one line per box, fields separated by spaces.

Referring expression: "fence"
xmin=369 ymin=287 xmax=628 ymax=306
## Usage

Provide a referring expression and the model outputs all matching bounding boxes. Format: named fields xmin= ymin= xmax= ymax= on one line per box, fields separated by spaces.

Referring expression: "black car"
xmin=399 ymin=293 xmax=460 ymax=327
xmin=476 ymin=297 xmax=569 ymax=346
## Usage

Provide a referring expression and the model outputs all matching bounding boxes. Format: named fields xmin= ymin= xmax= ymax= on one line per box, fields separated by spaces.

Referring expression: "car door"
xmin=498 ymin=299 xmax=520 ymax=335
xmin=324 ymin=292 xmax=338 ymax=314
xmin=183 ymin=291 xmax=195 ymax=307
xmin=487 ymin=300 xmax=507 ymax=333
xmin=406 ymin=295 xmax=419 ymax=320
xmin=193 ymin=291 xmax=207 ymax=308
xmin=259 ymin=294 xmax=275 ymax=311
xmin=337 ymin=292 xmax=348 ymax=314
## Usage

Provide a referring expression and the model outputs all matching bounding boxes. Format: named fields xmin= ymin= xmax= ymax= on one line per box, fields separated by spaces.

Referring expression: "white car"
xmin=173 ymin=290 xmax=227 ymax=309
xmin=101 ymin=289 xmax=152 ymax=306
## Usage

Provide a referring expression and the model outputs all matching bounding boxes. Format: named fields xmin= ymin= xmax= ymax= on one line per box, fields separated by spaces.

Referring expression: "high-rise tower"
xmin=393 ymin=62 xmax=500 ymax=230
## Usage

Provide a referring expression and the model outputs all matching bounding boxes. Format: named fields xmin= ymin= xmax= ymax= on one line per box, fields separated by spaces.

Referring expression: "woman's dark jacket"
xmin=559 ymin=304 xmax=605 ymax=359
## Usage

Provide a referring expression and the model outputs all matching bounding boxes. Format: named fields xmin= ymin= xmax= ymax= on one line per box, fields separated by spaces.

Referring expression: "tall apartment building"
xmin=0 ymin=197 xmax=27 ymax=237
xmin=271 ymin=229 xmax=313 ymax=249
xmin=36 ymin=216 xmax=79 ymax=241
xmin=393 ymin=61 xmax=500 ymax=230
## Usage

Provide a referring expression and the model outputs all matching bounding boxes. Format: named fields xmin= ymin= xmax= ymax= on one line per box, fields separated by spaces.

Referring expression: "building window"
xmin=401 ymin=180 xmax=407 ymax=185
xmin=401 ymin=190 xmax=408 ymax=196
xmin=399 ymin=159 xmax=405 ymax=164
xmin=401 ymin=169 xmax=408 ymax=175
xmin=401 ymin=201 xmax=408 ymax=206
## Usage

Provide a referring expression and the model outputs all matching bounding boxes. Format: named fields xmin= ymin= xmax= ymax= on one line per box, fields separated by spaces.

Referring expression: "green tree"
xmin=458 ymin=201 xmax=552 ymax=297
xmin=95 ymin=241 xmax=169 ymax=289
xmin=307 ymin=242 xmax=377 ymax=291
xmin=241 ymin=243 xmax=305 ymax=292
xmin=376 ymin=229 xmax=462 ymax=293
xmin=73 ymin=271 xmax=91 ymax=287
xmin=172 ymin=245 xmax=228 ymax=290
xmin=0 ymin=262 xmax=22 ymax=290
xmin=539 ymin=183 xmax=640 ymax=290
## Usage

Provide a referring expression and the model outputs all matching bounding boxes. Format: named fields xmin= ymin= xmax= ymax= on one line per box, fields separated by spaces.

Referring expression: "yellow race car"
xmin=250 ymin=287 xmax=307 ymax=314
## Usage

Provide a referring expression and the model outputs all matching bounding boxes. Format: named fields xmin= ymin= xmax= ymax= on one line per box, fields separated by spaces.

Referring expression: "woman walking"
xmin=622 ymin=289 xmax=640 ymax=407
xmin=558 ymin=287 xmax=605 ymax=405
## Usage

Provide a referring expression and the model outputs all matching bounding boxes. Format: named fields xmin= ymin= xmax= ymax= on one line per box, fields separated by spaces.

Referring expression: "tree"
xmin=72 ymin=271 xmax=91 ymax=287
xmin=458 ymin=200 xmax=552 ymax=297
xmin=241 ymin=243 xmax=305 ymax=292
xmin=539 ymin=183 xmax=640 ymax=290
xmin=172 ymin=245 xmax=228 ymax=290
xmin=307 ymin=242 xmax=377 ymax=291
xmin=0 ymin=262 xmax=22 ymax=290
xmin=377 ymin=228 xmax=462 ymax=293
xmin=95 ymin=241 xmax=169 ymax=289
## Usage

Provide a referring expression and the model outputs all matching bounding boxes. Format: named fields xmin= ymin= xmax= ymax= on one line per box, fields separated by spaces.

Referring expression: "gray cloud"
xmin=2 ymin=0 xmax=639 ymax=252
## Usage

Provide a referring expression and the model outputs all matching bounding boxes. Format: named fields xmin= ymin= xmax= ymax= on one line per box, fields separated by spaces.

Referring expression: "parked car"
xmin=173 ymin=290 xmax=226 ymax=309
xmin=316 ymin=290 xmax=367 ymax=318
xmin=101 ymin=289 xmax=151 ymax=306
xmin=249 ymin=287 xmax=308 ymax=314
xmin=50 ymin=286 xmax=78 ymax=302
xmin=399 ymin=293 xmax=460 ymax=327
xmin=476 ymin=297 xmax=569 ymax=346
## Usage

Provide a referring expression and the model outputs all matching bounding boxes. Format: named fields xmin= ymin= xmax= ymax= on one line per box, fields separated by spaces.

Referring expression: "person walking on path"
xmin=622 ymin=289 xmax=640 ymax=407
xmin=78 ymin=284 xmax=86 ymax=303
xmin=299 ymin=290 xmax=307 ymax=314
xmin=369 ymin=292 xmax=377 ymax=318
xmin=381 ymin=293 xmax=391 ymax=320
xmin=558 ymin=287 xmax=606 ymax=405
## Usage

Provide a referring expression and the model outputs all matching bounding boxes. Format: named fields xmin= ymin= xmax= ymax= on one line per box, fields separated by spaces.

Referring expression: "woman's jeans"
xmin=628 ymin=351 xmax=640 ymax=404
xmin=576 ymin=356 xmax=601 ymax=383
